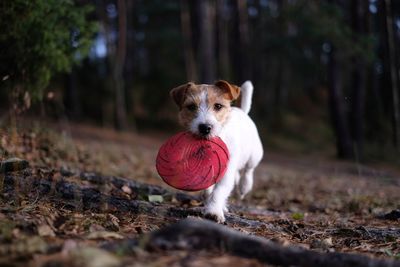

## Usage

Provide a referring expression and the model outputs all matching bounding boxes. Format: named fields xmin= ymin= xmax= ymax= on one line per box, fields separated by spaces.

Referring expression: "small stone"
xmin=310 ymin=237 xmax=333 ymax=250
xmin=0 ymin=158 xmax=29 ymax=173
xmin=60 ymin=166 xmax=75 ymax=177
xmin=322 ymin=237 xmax=333 ymax=247
xmin=62 ymin=239 xmax=78 ymax=256
xmin=121 ymin=185 xmax=132 ymax=194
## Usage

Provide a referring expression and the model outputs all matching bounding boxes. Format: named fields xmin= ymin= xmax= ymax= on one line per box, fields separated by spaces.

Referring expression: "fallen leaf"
xmin=38 ymin=224 xmax=56 ymax=237
xmin=71 ymin=247 xmax=121 ymax=267
xmin=148 ymin=195 xmax=163 ymax=203
xmin=89 ymin=224 xmax=105 ymax=233
xmin=87 ymin=231 xmax=124 ymax=240
xmin=292 ymin=212 xmax=304 ymax=220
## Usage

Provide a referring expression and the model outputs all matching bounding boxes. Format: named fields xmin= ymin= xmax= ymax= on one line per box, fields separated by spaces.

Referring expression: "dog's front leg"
xmin=204 ymin=162 xmax=237 ymax=223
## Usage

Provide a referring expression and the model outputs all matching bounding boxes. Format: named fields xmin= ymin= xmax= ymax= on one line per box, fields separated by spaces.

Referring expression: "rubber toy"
xmin=156 ymin=132 xmax=229 ymax=191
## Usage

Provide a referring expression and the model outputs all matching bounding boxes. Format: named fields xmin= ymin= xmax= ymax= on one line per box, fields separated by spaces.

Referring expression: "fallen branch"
xmin=4 ymin=171 xmax=400 ymax=266
xmin=2 ymin=171 xmax=168 ymax=216
xmin=78 ymin=171 xmax=170 ymax=196
xmin=145 ymin=218 xmax=400 ymax=267
xmin=379 ymin=210 xmax=400 ymax=221
xmin=331 ymin=226 xmax=400 ymax=241
xmin=2 ymin=171 xmax=276 ymax=230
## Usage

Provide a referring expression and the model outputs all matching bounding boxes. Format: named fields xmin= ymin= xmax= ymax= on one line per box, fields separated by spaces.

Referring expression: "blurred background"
xmin=1 ymin=0 xmax=400 ymax=164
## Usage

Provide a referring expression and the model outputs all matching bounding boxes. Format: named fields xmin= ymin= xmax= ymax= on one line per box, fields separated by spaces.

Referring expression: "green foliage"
xmin=292 ymin=212 xmax=304 ymax=220
xmin=0 ymin=0 xmax=97 ymax=100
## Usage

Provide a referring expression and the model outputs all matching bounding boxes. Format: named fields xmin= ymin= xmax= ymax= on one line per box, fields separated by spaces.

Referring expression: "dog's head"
xmin=170 ymin=80 xmax=240 ymax=138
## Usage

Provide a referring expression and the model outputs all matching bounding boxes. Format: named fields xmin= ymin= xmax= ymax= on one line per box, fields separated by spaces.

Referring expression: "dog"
xmin=170 ymin=80 xmax=263 ymax=223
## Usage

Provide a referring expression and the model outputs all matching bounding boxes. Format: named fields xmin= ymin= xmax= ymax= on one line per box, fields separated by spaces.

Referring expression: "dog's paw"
xmin=204 ymin=212 xmax=226 ymax=224
xmin=204 ymin=206 xmax=226 ymax=223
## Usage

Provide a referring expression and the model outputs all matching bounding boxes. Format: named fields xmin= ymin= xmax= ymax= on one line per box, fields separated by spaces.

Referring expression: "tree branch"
xmin=145 ymin=218 xmax=400 ymax=267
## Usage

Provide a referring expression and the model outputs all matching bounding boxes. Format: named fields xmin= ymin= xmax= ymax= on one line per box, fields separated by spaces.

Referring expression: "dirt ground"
xmin=0 ymin=121 xmax=399 ymax=266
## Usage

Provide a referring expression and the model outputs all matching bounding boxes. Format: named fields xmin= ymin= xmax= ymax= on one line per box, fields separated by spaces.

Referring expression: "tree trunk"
xmin=383 ymin=0 xmax=400 ymax=149
xmin=350 ymin=0 xmax=367 ymax=160
xmin=328 ymin=47 xmax=354 ymax=159
xmin=217 ymin=0 xmax=231 ymax=80
xmin=236 ymin=0 xmax=251 ymax=81
xmin=273 ymin=0 xmax=287 ymax=120
xmin=114 ymin=0 xmax=128 ymax=130
xmin=180 ymin=0 xmax=198 ymax=82
xmin=124 ymin=0 xmax=136 ymax=130
xmin=65 ymin=69 xmax=81 ymax=119
xmin=198 ymin=0 xmax=216 ymax=83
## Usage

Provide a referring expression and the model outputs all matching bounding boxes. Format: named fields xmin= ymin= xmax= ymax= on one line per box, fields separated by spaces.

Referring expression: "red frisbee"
xmin=156 ymin=132 xmax=229 ymax=191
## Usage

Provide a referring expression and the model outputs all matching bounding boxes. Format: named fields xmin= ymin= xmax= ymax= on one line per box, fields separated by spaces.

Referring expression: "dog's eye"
xmin=214 ymin=103 xmax=223 ymax=111
xmin=186 ymin=104 xmax=197 ymax=111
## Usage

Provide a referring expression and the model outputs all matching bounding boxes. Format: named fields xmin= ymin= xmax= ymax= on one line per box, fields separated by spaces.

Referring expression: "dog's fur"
xmin=170 ymin=80 xmax=263 ymax=222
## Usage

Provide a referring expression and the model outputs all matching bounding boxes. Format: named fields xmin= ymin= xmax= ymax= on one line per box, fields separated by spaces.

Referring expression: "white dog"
xmin=170 ymin=80 xmax=263 ymax=222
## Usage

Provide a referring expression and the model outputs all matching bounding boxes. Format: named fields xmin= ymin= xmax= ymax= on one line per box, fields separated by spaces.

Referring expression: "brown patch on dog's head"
xmin=170 ymin=82 xmax=195 ymax=109
xmin=177 ymin=84 xmax=203 ymax=128
xmin=214 ymin=80 xmax=241 ymax=101
xmin=205 ymin=85 xmax=232 ymax=125
xmin=170 ymin=81 xmax=239 ymax=134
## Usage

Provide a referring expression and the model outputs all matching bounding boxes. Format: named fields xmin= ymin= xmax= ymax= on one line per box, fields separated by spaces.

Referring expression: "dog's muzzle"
xmin=198 ymin=123 xmax=212 ymax=136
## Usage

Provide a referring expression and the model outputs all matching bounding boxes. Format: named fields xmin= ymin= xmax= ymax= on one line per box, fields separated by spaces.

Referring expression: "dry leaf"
xmin=37 ymin=224 xmax=55 ymax=237
xmin=87 ymin=231 xmax=124 ymax=240
xmin=71 ymin=247 xmax=121 ymax=267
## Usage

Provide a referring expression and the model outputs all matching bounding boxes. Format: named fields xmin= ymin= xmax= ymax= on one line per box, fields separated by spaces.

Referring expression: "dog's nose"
xmin=198 ymin=123 xmax=212 ymax=135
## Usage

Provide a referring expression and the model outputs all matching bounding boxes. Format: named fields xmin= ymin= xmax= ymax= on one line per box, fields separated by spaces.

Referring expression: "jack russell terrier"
xmin=170 ymin=80 xmax=263 ymax=223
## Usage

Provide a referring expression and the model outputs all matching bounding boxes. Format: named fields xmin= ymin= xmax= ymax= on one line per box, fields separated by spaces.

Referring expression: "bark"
xmin=236 ymin=0 xmax=251 ymax=81
xmin=379 ymin=209 xmax=400 ymax=220
xmin=197 ymin=0 xmax=216 ymax=83
xmin=217 ymin=0 xmax=231 ymax=79
xmin=114 ymin=0 xmax=128 ymax=130
xmin=65 ymin=70 xmax=81 ymax=119
xmin=145 ymin=218 xmax=400 ymax=267
xmin=384 ymin=0 xmax=400 ymax=149
xmin=350 ymin=0 xmax=367 ymax=160
xmin=4 ymin=170 xmax=400 ymax=237
xmin=273 ymin=0 xmax=288 ymax=118
xmin=97 ymin=0 xmax=124 ymax=128
xmin=328 ymin=47 xmax=354 ymax=159
xmin=124 ymin=0 xmax=137 ymax=130
xmin=180 ymin=0 xmax=198 ymax=82
xmin=2 ymin=171 xmax=271 ymax=228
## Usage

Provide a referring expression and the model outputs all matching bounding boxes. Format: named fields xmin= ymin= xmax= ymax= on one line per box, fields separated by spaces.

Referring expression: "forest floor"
xmin=0 ymin=120 xmax=400 ymax=267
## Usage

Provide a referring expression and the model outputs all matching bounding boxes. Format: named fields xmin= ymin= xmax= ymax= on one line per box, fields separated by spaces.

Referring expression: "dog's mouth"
xmin=194 ymin=132 xmax=213 ymax=140
xmin=189 ymin=130 xmax=214 ymax=140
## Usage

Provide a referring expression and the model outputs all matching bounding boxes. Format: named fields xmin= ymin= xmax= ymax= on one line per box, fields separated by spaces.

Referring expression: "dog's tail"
xmin=239 ymin=81 xmax=254 ymax=114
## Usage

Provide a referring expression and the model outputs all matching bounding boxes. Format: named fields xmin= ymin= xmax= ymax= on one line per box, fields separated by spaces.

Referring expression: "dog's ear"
xmin=215 ymin=80 xmax=241 ymax=101
xmin=170 ymin=82 xmax=195 ymax=108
